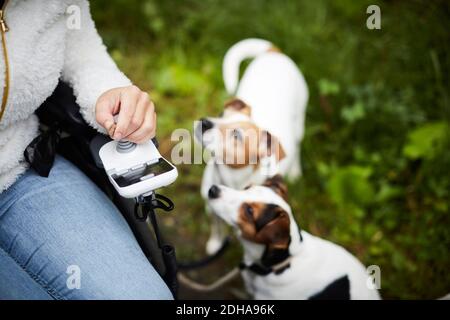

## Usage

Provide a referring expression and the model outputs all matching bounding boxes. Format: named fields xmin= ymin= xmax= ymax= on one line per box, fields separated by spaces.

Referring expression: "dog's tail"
xmin=223 ymin=38 xmax=279 ymax=94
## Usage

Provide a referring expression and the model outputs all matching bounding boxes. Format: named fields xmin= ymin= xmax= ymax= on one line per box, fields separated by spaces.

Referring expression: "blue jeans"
xmin=0 ymin=156 xmax=173 ymax=300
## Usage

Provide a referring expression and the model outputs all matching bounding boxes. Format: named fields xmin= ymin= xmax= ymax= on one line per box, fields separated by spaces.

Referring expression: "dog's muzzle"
xmin=200 ymin=118 xmax=214 ymax=133
xmin=208 ymin=185 xmax=221 ymax=199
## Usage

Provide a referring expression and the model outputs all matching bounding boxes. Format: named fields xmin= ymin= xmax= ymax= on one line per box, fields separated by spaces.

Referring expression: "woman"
xmin=0 ymin=0 xmax=172 ymax=299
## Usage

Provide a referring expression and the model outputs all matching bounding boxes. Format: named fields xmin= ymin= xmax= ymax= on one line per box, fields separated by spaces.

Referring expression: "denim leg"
xmin=0 ymin=156 xmax=173 ymax=300
xmin=0 ymin=246 xmax=53 ymax=300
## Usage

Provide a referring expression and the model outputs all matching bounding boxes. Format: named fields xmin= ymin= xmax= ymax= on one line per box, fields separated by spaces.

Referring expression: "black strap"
xmin=177 ymin=236 xmax=232 ymax=270
xmin=24 ymin=125 xmax=61 ymax=177
xmin=239 ymin=237 xmax=292 ymax=276
xmin=134 ymin=193 xmax=174 ymax=222
xmin=239 ymin=259 xmax=291 ymax=276
xmin=135 ymin=193 xmax=179 ymax=298
xmin=239 ymin=262 xmax=272 ymax=276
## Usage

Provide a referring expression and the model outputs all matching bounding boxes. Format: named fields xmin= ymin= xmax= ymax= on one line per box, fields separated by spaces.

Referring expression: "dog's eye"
xmin=244 ymin=204 xmax=254 ymax=219
xmin=231 ymin=129 xmax=243 ymax=141
xmin=244 ymin=184 xmax=252 ymax=190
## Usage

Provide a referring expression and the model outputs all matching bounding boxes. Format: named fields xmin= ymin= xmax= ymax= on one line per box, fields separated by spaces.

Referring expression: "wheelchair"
xmin=33 ymin=81 xmax=233 ymax=298
xmin=33 ymin=81 xmax=178 ymax=296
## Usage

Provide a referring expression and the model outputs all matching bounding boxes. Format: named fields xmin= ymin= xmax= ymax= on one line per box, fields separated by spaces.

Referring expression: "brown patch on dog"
xmin=237 ymin=202 xmax=290 ymax=249
xmin=217 ymin=122 xmax=286 ymax=169
xmin=219 ymin=121 xmax=260 ymax=169
xmin=224 ymin=98 xmax=252 ymax=117
xmin=263 ymin=175 xmax=288 ymax=201
xmin=267 ymin=46 xmax=282 ymax=53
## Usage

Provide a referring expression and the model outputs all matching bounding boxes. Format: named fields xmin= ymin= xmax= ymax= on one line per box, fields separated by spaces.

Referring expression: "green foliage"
xmin=154 ymin=63 xmax=210 ymax=97
xmin=341 ymin=101 xmax=366 ymax=123
xmin=90 ymin=0 xmax=450 ymax=299
xmin=327 ymin=165 xmax=374 ymax=209
xmin=403 ymin=122 xmax=448 ymax=160
xmin=318 ymin=79 xmax=340 ymax=96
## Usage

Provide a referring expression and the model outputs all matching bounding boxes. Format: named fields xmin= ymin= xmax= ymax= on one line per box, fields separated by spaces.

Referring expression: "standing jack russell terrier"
xmin=207 ymin=176 xmax=381 ymax=300
xmin=195 ymin=39 xmax=308 ymax=254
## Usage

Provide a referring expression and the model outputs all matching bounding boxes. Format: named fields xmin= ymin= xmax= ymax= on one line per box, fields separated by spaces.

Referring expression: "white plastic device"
xmin=99 ymin=139 xmax=178 ymax=198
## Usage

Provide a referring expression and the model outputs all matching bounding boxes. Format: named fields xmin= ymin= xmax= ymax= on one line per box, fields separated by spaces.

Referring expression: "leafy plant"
xmin=402 ymin=122 xmax=448 ymax=160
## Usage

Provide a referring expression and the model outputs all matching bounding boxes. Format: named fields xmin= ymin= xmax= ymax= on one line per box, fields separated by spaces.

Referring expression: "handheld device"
xmin=99 ymin=139 xmax=178 ymax=198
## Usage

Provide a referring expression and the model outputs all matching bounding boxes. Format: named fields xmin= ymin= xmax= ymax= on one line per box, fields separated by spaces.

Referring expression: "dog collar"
xmin=239 ymin=255 xmax=294 ymax=276
xmin=239 ymin=237 xmax=293 ymax=276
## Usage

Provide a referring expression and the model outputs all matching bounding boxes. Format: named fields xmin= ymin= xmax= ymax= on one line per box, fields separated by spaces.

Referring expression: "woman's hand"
xmin=95 ymin=85 xmax=156 ymax=143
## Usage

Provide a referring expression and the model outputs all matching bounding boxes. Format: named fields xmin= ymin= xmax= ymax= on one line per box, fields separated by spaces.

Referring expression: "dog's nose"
xmin=208 ymin=185 xmax=221 ymax=199
xmin=200 ymin=118 xmax=214 ymax=133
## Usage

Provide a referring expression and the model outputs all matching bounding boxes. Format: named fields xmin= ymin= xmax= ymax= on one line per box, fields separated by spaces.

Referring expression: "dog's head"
xmin=207 ymin=175 xmax=291 ymax=249
xmin=195 ymin=98 xmax=286 ymax=169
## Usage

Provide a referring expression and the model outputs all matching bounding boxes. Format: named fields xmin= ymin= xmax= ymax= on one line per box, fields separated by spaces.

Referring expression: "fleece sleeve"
xmin=61 ymin=0 xmax=132 ymax=133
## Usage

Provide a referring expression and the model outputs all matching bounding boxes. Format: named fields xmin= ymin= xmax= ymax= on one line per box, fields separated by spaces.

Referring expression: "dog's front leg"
xmin=201 ymin=162 xmax=228 ymax=255
xmin=205 ymin=203 xmax=228 ymax=255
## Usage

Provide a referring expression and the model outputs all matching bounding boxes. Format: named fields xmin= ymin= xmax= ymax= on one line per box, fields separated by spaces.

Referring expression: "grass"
xmin=91 ymin=0 xmax=450 ymax=299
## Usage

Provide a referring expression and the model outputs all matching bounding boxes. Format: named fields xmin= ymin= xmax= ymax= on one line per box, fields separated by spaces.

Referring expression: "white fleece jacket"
xmin=0 ymin=0 xmax=131 ymax=192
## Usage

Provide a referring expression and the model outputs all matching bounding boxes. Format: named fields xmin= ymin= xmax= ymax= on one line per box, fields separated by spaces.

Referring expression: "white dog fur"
xmin=207 ymin=181 xmax=381 ymax=300
xmin=196 ymin=38 xmax=308 ymax=254
xmin=196 ymin=39 xmax=308 ymax=254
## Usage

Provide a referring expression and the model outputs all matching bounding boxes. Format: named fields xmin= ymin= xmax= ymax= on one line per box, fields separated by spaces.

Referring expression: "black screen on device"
xmin=112 ymin=158 xmax=173 ymax=187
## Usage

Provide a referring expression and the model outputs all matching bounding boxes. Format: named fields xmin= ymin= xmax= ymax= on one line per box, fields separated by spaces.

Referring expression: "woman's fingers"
xmin=114 ymin=86 xmax=140 ymax=140
xmin=95 ymin=85 xmax=156 ymax=143
xmin=95 ymin=94 xmax=118 ymax=137
xmin=126 ymin=92 xmax=152 ymax=137
xmin=126 ymin=110 xmax=156 ymax=144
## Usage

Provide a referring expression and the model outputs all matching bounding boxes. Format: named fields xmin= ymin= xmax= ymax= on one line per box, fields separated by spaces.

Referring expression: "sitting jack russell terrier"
xmin=195 ymin=38 xmax=308 ymax=254
xmin=206 ymin=175 xmax=381 ymax=300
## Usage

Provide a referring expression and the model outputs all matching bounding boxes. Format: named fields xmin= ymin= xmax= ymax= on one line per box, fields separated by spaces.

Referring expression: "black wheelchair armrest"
xmin=36 ymin=82 xmax=96 ymax=139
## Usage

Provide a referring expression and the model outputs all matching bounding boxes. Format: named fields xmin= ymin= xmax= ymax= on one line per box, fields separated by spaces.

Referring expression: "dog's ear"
xmin=258 ymin=130 xmax=286 ymax=162
xmin=238 ymin=203 xmax=291 ymax=248
xmin=263 ymin=174 xmax=288 ymax=201
xmin=254 ymin=204 xmax=290 ymax=247
xmin=224 ymin=98 xmax=251 ymax=116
